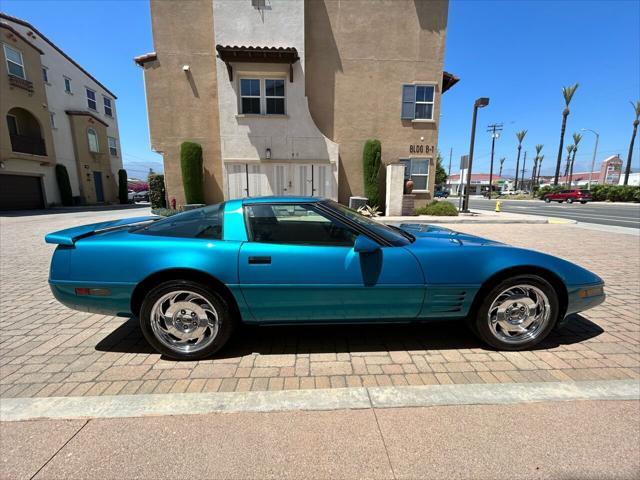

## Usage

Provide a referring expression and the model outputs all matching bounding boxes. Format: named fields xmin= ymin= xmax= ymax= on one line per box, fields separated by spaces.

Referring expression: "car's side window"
xmin=246 ymin=203 xmax=357 ymax=246
xmin=137 ymin=204 xmax=223 ymax=239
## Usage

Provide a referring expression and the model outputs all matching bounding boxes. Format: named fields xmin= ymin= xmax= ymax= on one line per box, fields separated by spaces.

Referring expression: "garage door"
xmin=0 ymin=174 xmax=44 ymax=211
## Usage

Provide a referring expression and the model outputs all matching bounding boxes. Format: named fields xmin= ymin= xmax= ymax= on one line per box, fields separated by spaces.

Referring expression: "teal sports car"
xmin=46 ymin=197 xmax=605 ymax=360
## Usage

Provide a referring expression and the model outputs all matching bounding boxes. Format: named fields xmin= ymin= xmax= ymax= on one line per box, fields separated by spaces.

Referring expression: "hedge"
xmin=363 ymin=139 xmax=382 ymax=208
xmin=537 ymin=184 xmax=639 ymax=202
xmin=148 ymin=173 xmax=167 ymax=209
xmin=415 ymin=201 xmax=459 ymax=216
xmin=180 ymin=141 xmax=204 ymax=204
xmin=118 ymin=169 xmax=128 ymax=204
xmin=55 ymin=164 xmax=73 ymax=206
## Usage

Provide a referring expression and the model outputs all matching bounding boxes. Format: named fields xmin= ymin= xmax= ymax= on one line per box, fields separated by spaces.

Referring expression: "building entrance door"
xmin=93 ymin=172 xmax=104 ymax=202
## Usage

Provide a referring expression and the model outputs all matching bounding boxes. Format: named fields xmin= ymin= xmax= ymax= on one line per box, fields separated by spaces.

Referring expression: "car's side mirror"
xmin=354 ymin=234 xmax=380 ymax=254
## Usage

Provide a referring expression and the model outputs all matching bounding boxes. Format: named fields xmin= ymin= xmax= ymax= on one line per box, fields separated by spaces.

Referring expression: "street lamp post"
xmin=581 ymin=128 xmax=599 ymax=189
xmin=462 ymin=97 xmax=490 ymax=212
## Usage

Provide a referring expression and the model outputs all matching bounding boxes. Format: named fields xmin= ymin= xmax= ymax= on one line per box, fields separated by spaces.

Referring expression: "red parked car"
xmin=543 ymin=189 xmax=592 ymax=204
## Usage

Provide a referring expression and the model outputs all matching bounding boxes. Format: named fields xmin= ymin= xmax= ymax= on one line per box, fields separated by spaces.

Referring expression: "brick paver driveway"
xmin=1 ymin=208 xmax=638 ymax=398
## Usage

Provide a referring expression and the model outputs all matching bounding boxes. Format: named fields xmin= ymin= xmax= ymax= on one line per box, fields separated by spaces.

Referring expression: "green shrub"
xmin=415 ymin=201 xmax=459 ymax=216
xmin=362 ymin=139 xmax=382 ymax=207
xmin=148 ymin=173 xmax=166 ymax=209
xmin=590 ymin=184 xmax=639 ymax=202
xmin=536 ymin=185 xmax=562 ymax=200
xmin=55 ymin=164 xmax=73 ymax=206
xmin=180 ymin=141 xmax=204 ymax=204
xmin=151 ymin=208 xmax=180 ymax=217
xmin=118 ymin=169 xmax=128 ymax=204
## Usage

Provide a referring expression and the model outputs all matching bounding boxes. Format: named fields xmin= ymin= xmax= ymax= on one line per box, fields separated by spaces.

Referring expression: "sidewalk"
xmin=3 ymin=399 xmax=638 ymax=479
xmin=380 ymin=209 xmax=568 ymax=224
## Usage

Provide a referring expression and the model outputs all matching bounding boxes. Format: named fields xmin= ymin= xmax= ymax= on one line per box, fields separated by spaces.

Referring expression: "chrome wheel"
xmin=487 ymin=284 xmax=551 ymax=345
xmin=150 ymin=290 xmax=220 ymax=354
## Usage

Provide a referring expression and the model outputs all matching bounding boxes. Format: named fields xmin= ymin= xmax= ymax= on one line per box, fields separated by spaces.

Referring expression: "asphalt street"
xmin=447 ymin=197 xmax=640 ymax=229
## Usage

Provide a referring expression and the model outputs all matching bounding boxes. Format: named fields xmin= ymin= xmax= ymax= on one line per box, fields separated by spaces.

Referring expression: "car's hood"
xmin=399 ymin=223 xmax=503 ymax=247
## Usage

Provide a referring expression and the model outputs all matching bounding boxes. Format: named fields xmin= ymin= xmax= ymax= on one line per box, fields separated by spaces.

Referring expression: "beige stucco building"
xmin=0 ymin=13 xmax=122 ymax=210
xmin=136 ymin=0 xmax=455 ymax=208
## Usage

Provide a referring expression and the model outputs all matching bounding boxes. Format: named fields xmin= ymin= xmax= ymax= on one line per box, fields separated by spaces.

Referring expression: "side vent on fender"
xmin=430 ymin=290 xmax=467 ymax=313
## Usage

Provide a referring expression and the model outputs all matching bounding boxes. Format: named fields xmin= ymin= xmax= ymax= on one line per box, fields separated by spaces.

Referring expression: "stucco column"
xmin=385 ymin=163 xmax=405 ymax=216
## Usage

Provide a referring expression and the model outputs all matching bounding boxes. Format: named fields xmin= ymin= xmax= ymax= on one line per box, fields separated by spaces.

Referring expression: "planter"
xmin=405 ymin=180 xmax=414 ymax=194
xmin=182 ymin=203 xmax=206 ymax=211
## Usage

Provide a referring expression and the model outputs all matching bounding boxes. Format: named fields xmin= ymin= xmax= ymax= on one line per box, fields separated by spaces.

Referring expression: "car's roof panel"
xmin=242 ymin=196 xmax=324 ymax=204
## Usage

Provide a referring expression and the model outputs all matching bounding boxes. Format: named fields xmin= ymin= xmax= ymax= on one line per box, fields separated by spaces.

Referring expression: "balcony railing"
xmin=8 ymin=74 xmax=34 ymax=93
xmin=10 ymin=134 xmax=46 ymax=156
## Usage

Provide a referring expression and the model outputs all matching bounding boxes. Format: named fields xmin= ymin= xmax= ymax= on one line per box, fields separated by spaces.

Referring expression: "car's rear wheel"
xmin=580 ymin=201 xmax=587 ymax=204
xmin=140 ymin=280 xmax=235 ymax=360
xmin=473 ymin=275 xmax=559 ymax=351
xmin=544 ymin=197 xmax=551 ymax=203
xmin=567 ymin=198 xmax=574 ymax=204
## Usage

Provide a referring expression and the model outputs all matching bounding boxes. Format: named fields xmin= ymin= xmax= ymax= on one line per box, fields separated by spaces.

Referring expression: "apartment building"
xmin=135 ymin=0 xmax=454 ymax=208
xmin=0 ymin=13 xmax=123 ymax=210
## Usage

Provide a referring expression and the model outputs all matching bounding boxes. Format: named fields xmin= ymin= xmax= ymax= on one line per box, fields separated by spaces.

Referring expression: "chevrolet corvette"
xmin=46 ymin=197 xmax=605 ymax=360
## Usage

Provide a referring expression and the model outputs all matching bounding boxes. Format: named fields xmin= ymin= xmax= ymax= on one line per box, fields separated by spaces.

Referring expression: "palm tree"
xmin=514 ymin=130 xmax=527 ymax=190
xmin=498 ymin=157 xmax=505 ymax=177
xmin=531 ymin=144 xmax=543 ymax=191
xmin=553 ymin=83 xmax=579 ymax=185
xmin=623 ymin=100 xmax=640 ymax=185
xmin=536 ymin=155 xmax=544 ymax=185
xmin=568 ymin=133 xmax=582 ymax=187
xmin=564 ymin=145 xmax=574 ymax=184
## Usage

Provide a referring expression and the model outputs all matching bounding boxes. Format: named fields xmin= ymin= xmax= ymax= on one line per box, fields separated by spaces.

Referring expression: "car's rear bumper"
xmin=49 ymin=280 xmax=135 ymax=317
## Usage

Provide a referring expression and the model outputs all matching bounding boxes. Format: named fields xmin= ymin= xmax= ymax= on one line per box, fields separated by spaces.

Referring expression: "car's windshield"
xmin=133 ymin=203 xmax=224 ymax=239
xmin=321 ymin=200 xmax=413 ymax=246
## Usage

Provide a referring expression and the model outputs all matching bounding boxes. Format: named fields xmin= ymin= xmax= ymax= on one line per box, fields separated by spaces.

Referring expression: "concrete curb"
xmin=2 ymin=380 xmax=638 ymax=422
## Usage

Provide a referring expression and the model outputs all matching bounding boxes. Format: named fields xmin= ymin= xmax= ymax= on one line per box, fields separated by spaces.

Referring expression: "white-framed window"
xmin=240 ymin=78 xmax=261 ymax=114
xmin=6 ymin=114 xmax=19 ymax=135
xmin=64 ymin=76 xmax=72 ymax=93
xmin=400 ymin=158 xmax=431 ymax=192
xmin=50 ymin=112 xmax=56 ymax=128
xmin=3 ymin=44 xmax=25 ymax=79
xmin=239 ymin=77 xmax=286 ymax=115
xmin=103 ymin=96 xmax=113 ymax=117
xmin=107 ymin=136 xmax=118 ymax=156
xmin=265 ymin=79 xmax=285 ymax=115
xmin=86 ymin=88 xmax=97 ymax=110
xmin=42 ymin=66 xmax=49 ymax=83
xmin=401 ymin=84 xmax=436 ymax=120
xmin=87 ymin=127 xmax=99 ymax=153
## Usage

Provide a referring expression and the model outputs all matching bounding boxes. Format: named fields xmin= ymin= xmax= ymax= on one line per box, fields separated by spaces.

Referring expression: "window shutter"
xmin=401 ymin=84 xmax=416 ymax=120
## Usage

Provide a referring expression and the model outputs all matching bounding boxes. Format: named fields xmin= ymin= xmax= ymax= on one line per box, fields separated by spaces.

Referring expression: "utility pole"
xmin=447 ymin=147 xmax=453 ymax=179
xmin=486 ymin=123 xmax=503 ymax=199
xmin=521 ymin=151 xmax=527 ymax=191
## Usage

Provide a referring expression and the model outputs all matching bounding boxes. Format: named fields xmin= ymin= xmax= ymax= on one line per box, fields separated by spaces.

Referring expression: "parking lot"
xmin=1 ymin=207 xmax=638 ymax=398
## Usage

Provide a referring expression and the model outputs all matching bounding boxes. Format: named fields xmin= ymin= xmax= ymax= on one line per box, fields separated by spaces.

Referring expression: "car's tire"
xmin=544 ymin=197 xmax=551 ymax=203
xmin=567 ymin=198 xmax=574 ymax=204
xmin=139 ymin=280 xmax=236 ymax=360
xmin=473 ymin=275 xmax=559 ymax=351
xmin=580 ymin=201 xmax=587 ymax=204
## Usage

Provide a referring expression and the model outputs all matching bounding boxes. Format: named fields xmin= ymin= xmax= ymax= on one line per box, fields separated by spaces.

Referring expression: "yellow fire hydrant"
xmin=495 ymin=200 xmax=501 ymax=213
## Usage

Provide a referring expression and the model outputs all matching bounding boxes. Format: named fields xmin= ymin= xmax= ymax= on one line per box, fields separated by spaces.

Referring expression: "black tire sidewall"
xmin=139 ymin=280 xmax=235 ymax=360
xmin=475 ymin=275 xmax=559 ymax=351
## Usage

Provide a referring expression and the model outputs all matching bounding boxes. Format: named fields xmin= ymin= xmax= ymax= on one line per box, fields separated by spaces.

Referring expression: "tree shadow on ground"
xmin=95 ymin=314 xmax=604 ymax=360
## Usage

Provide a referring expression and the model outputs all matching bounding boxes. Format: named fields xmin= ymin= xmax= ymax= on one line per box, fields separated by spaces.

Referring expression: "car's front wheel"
xmin=544 ymin=197 xmax=551 ymax=203
xmin=473 ymin=275 xmax=559 ymax=350
xmin=567 ymin=198 xmax=574 ymax=204
xmin=140 ymin=280 xmax=235 ymax=360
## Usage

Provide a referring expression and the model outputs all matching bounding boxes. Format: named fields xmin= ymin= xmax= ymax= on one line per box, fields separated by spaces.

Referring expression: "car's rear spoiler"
xmin=45 ymin=216 xmax=158 ymax=246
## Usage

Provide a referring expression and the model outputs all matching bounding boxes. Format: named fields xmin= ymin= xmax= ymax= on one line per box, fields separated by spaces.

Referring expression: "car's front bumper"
xmin=565 ymin=282 xmax=605 ymax=316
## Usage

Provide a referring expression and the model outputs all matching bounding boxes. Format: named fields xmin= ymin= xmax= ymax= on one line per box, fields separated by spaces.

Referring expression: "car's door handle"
xmin=248 ymin=256 xmax=271 ymax=265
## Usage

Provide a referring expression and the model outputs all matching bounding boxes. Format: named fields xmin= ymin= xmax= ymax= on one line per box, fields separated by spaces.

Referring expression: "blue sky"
xmin=2 ymin=0 xmax=639 ymax=179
